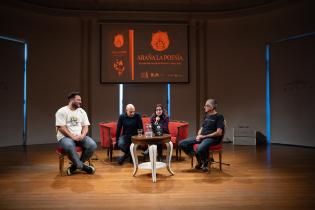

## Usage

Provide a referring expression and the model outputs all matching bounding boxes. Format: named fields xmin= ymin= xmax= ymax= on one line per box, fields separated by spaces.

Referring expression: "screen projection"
xmin=100 ymin=22 xmax=189 ymax=83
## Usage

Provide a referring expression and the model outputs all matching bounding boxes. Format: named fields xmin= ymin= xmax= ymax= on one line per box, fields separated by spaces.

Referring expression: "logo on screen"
xmin=114 ymin=34 xmax=124 ymax=48
xmin=151 ymin=31 xmax=169 ymax=52
xmin=113 ymin=58 xmax=125 ymax=76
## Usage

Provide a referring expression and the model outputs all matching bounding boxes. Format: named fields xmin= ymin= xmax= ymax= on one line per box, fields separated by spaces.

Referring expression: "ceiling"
xmin=9 ymin=0 xmax=283 ymax=12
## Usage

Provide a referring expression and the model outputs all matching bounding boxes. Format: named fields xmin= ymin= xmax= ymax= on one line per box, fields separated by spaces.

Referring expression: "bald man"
xmin=116 ymin=104 xmax=143 ymax=165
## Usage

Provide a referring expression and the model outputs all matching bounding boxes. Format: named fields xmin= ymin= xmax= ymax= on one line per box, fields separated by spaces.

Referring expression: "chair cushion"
xmin=209 ymin=144 xmax=222 ymax=151
xmin=56 ymin=146 xmax=83 ymax=154
xmin=193 ymin=143 xmax=222 ymax=152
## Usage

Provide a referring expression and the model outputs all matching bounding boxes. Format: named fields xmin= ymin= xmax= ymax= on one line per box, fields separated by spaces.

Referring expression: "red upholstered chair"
xmin=191 ymin=143 xmax=229 ymax=170
xmin=56 ymin=146 xmax=92 ymax=176
xmin=99 ymin=118 xmax=189 ymax=161
xmin=99 ymin=122 xmax=117 ymax=162
xmin=168 ymin=121 xmax=189 ymax=160
xmin=190 ymin=122 xmax=229 ymax=171
xmin=99 ymin=118 xmax=153 ymax=161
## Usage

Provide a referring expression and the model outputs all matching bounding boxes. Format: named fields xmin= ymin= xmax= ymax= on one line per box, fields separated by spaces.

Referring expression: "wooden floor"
xmin=0 ymin=143 xmax=315 ymax=210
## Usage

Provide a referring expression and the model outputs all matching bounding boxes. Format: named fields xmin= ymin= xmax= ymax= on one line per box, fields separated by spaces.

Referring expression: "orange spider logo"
xmin=151 ymin=31 xmax=170 ymax=52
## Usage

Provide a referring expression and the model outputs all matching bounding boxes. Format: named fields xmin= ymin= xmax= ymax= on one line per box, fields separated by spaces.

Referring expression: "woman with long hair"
xmin=142 ymin=104 xmax=170 ymax=161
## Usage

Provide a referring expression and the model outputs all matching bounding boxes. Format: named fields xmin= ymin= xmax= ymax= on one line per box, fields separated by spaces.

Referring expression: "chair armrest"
xmin=175 ymin=123 xmax=189 ymax=145
xmin=99 ymin=123 xmax=115 ymax=148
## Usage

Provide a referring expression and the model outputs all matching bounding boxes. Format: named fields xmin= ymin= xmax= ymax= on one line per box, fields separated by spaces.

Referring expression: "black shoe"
xmin=195 ymin=162 xmax=203 ymax=170
xmin=201 ymin=161 xmax=209 ymax=172
xmin=201 ymin=166 xmax=209 ymax=172
xmin=67 ymin=164 xmax=77 ymax=176
xmin=117 ymin=154 xmax=130 ymax=165
xmin=195 ymin=155 xmax=203 ymax=170
xmin=81 ymin=164 xmax=95 ymax=174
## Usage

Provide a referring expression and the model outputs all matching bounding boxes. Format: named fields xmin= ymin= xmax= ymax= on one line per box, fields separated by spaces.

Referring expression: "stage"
xmin=0 ymin=143 xmax=314 ymax=209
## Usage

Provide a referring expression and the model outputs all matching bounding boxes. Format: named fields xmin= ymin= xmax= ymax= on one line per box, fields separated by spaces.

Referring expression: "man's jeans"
xmin=59 ymin=136 xmax=97 ymax=169
xmin=179 ymin=136 xmax=220 ymax=161
xmin=118 ymin=135 xmax=132 ymax=155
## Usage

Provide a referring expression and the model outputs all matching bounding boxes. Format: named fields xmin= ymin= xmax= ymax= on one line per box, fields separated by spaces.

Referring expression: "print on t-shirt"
xmin=70 ymin=116 xmax=79 ymax=126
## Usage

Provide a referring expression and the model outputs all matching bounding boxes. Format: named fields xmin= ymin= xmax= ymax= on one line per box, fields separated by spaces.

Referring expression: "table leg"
xmin=130 ymin=143 xmax=138 ymax=176
xmin=166 ymin=141 xmax=175 ymax=175
xmin=149 ymin=144 xmax=157 ymax=183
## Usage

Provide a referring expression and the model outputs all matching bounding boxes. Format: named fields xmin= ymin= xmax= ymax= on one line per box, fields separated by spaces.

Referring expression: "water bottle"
xmin=145 ymin=124 xmax=153 ymax=138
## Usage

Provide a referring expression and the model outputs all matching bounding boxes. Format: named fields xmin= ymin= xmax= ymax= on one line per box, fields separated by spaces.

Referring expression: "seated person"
xmin=55 ymin=92 xmax=97 ymax=175
xmin=179 ymin=99 xmax=224 ymax=172
xmin=142 ymin=104 xmax=170 ymax=161
xmin=116 ymin=104 xmax=143 ymax=165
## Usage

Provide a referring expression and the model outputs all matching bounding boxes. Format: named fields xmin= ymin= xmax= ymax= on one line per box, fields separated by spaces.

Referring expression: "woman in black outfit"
xmin=142 ymin=104 xmax=170 ymax=161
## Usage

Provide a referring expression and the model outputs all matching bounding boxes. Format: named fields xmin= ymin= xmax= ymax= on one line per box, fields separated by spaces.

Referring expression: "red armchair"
xmin=168 ymin=121 xmax=189 ymax=160
xmin=190 ymin=121 xmax=229 ymax=171
xmin=99 ymin=121 xmax=117 ymax=162
xmin=191 ymin=144 xmax=226 ymax=171
xmin=99 ymin=118 xmax=189 ymax=161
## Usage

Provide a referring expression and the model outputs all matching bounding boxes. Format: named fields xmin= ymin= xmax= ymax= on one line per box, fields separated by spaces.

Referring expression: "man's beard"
xmin=72 ymin=103 xmax=81 ymax=109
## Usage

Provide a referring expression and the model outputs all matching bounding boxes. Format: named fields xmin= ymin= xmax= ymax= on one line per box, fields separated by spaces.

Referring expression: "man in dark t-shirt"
xmin=179 ymin=99 xmax=225 ymax=172
xmin=116 ymin=104 xmax=143 ymax=165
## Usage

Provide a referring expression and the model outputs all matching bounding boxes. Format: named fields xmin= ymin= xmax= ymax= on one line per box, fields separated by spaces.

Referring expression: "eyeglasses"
xmin=156 ymin=108 xmax=162 ymax=111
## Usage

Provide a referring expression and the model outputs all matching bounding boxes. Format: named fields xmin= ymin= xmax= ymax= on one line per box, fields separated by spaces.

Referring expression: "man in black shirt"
xmin=116 ymin=104 xmax=143 ymax=165
xmin=179 ymin=99 xmax=224 ymax=172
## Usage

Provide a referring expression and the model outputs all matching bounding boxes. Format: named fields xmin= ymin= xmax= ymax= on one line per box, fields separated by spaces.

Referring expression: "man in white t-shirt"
xmin=56 ymin=92 xmax=97 ymax=175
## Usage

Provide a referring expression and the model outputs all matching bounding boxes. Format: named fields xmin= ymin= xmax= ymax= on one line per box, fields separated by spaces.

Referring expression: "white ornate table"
xmin=130 ymin=134 xmax=175 ymax=183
